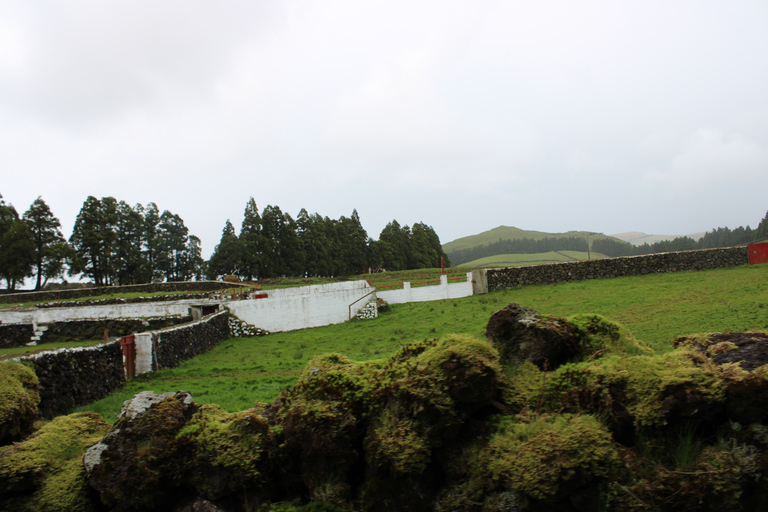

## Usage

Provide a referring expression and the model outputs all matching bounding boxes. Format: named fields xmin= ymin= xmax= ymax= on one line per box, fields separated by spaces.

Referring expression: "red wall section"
xmin=748 ymin=243 xmax=768 ymax=265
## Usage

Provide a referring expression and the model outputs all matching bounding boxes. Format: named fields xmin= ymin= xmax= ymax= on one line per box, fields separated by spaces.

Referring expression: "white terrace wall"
xmin=376 ymin=273 xmax=474 ymax=304
xmin=0 ymin=299 xmax=219 ymax=327
xmin=227 ymin=280 xmax=376 ymax=333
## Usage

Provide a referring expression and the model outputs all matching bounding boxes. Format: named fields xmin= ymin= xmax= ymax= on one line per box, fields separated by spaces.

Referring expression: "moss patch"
xmin=0 ymin=412 xmax=110 ymax=512
xmin=0 ymin=361 xmax=40 ymax=445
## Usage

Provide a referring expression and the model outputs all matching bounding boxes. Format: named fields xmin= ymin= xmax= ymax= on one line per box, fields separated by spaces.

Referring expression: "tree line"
xmin=0 ymin=194 xmax=448 ymax=289
xmin=0 ymin=194 xmax=202 ymax=290
xmin=447 ymin=211 xmax=768 ymax=266
xmin=206 ymin=198 xmax=448 ymax=280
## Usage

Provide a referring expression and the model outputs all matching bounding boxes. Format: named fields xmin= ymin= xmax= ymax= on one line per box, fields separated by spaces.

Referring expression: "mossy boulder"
xmin=0 ymin=361 xmax=40 ymax=445
xmin=177 ymin=403 xmax=277 ymax=504
xmin=485 ymin=305 xmax=649 ymax=372
xmin=273 ymin=334 xmax=505 ymax=511
xmin=0 ymin=412 xmax=110 ymax=512
xmin=485 ymin=303 xmax=582 ymax=370
xmin=435 ymin=413 xmax=620 ymax=511
xmin=85 ymin=390 xmax=279 ymax=511
xmin=85 ymin=391 xmax=201 ymax=510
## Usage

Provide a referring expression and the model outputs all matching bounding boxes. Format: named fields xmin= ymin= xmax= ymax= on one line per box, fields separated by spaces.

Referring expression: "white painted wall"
xmin=0 ymin=276 xmax=473 ymax=336
xmin=227 ymin=280 xmax=376 ymax=333
xmin=0 ymin=299 xmax=219 ymax=326
xmin=135 ymin=332 xmax=153 ymax=374
xmin=377 ymin=273 xmax=473 ymax=304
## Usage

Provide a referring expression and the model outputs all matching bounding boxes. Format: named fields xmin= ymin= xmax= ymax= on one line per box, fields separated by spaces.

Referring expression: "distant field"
xmin=75 ymin=263 xmax=768 ymax=422
xmin=459 ymin=250 xmax=608 ymax=268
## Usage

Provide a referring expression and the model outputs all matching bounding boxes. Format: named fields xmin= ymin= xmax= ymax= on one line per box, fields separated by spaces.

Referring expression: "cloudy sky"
xmin=2 ymin=0 xmax=767 ymax=260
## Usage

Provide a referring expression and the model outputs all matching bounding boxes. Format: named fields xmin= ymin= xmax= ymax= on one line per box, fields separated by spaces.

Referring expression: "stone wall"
xmin=0 ymin=324 xmax=34 ymax=348
xmin=487 ymin=246 xmax=750 ymax=291
xmin=153 ymin=311 xmax=230 ymax=370
xmin=0 ymin=280 xmax=249 ymax=305
xmin=40 ymin=317 xmax=192 ymax=344
xmin=16 ymin=342 xmax=125 ymax=418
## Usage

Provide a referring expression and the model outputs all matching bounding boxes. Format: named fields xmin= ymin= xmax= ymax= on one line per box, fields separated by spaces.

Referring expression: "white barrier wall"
xmin=377 ymin=273 xmax=473 ymax=304
xmin=227 ymin=280 xmax=376 ymax=333
xmin=0 ymin=299 xmax=218 ymax=327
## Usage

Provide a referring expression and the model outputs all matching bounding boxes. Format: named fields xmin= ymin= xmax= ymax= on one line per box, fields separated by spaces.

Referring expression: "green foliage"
xmin=0 ymin=361 xmax=40 ymax=444
xmin=568 ymin=313 xmax=652 ymax=356
xmin=0 ymin=195 xmax=35 ymax=290
xmin=507 ymin=348 xmax=728 ymax=429
xmin=485 ymin=414 xmax=619 ymax=500
xmin=0 ymin=412 xmax=110 ymax=512
xmin=435 ymin=413 xmax=619 ymax=509
xmin=177 ymin=403 xmax=275 ymax=497
xmin=22 ymin=197 xmax=70 ymax=290
xmin=70 ymin=196 xmax=201 ymax=285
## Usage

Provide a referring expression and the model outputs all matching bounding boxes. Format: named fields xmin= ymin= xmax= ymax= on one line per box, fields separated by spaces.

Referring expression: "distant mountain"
xmin=610 ymin=231 xmax=706 ymax=246
xmin=442 ymin=226 xmax=616 ymax=253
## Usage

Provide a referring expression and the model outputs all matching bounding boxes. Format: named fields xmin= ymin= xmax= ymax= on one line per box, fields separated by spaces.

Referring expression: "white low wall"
xmin=0 ymin=276 xmax=473 ymax=335
xmin=377 ymin=273 xmax=473 ymax=304
xmin=227 ymin=280 xmax=376 ymax=333
xmin=0 ymin=299 xmax=218 ymax=327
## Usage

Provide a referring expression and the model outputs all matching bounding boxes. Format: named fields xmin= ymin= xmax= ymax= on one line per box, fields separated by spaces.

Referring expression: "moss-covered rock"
xmin=273 ymin=334 xmax=505 ymax=511
xmin=0 ymin=412 xmax=110 ymax=512
xmin=177 ymin=403 xmax=276 ymax=504
xmin=0 ymin=361 xmax=40 ymax=445
xmin=435 ymin=413 xmax=620 ymax=511
xmin=507 ymin=348 xmax=730 ymax=438
xmin=85 ymin=391 xmax=200 ymax=511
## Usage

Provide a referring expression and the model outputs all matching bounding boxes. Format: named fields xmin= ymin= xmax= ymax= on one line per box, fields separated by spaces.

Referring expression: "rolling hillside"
xmin=459 ymin=250 xmax=608 ymax=268
xmin=443 ymin=226 xmax=627 ymax=266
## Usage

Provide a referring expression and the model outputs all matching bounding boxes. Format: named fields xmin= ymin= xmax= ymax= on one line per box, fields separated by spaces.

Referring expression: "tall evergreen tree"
xmin=753 ymin=211 xmax=768 ymax=243
xmin=70 ymin=196 xmax=111 ymax=286
xmin=0 ymin=195 xmax=34 ymax=289
xmin=114 ymin=201 xmax=147 ymax=285
xmin=239 ymin=198 xmax=261 ymax=281
xmin=22 ymin=197 xmax=70 ymax=290
xmin=206 ymin=220 xmax=241 ymax=279
xmin=142 ymin=202 xmax=163 ymax=281
xmin=157 ymin=210 xmax=191 ymax=281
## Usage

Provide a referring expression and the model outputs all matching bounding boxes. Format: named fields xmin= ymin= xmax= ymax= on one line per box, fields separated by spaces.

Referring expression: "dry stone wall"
xmin=16 ymin=342 xmax=125 ymax=418
xmin=153 ymin=310 xmax=230 ymax=370
xmin=487 ymin=246 xmax=749 ymax=291
xmin=0 ymin=324 xmax=34 ymax=348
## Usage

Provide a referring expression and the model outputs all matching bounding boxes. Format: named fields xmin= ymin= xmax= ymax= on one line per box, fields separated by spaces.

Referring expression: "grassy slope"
xmin=75 ymin=263 xmax=768 ymax=422
xmin=442 ymin=225 xmax=617 ymax=253
xmin=460 ymin=250 xmax=608 ymax=268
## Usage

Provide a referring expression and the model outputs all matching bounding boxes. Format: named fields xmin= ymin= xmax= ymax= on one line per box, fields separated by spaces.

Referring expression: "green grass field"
xmin=460 ymin=250 xmax=608 ymax=268
xmin=74 ymin=263 xmax=768 ymax=422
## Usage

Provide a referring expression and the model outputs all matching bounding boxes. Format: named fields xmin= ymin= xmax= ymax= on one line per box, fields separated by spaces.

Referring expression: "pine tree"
xmin=206 ymin=220 xmax=241 ymax=280
xmin=239 ymin=198 xmax=261 ymax=281
xmin=754 ymin=211 xmax=768 ymax=243
xmin=22 ymin=197 xmax=70 ymax=289
xmin=0 ymin=195 xmax=34 ymax=289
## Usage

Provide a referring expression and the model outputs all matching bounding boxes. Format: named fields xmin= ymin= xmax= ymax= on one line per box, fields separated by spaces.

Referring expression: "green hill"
xmin=460 ymin=250 xmax=607 ymax=268
xmin=443 ymin=226 xmax=627 ymax=266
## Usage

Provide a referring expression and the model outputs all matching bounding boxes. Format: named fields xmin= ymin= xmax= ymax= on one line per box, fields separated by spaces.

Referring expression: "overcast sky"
xmin=2 ymin=0 xmax=767 ymax=260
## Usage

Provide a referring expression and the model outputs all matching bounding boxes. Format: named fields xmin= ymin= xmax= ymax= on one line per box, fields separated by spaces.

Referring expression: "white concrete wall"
xmin=0 ymin=299 xmax=219 ymax=326
xmin=227 ymin=280 xmax=375 ymax=333
xmin=377 ymin=273 xmax=473 ymax=304
xmin=134 ymin=332 xmax=153 ymax=374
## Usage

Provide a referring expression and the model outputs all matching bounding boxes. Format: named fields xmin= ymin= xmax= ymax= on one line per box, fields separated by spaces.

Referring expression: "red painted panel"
xmin=748 ymin=243 xmax=768 ymax=265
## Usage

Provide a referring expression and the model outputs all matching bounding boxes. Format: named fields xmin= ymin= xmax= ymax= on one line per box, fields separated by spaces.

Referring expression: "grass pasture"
xmin=75 ymin=263 xmax=768 ymax=422
xmin=460 ymin=250 xmax=608 ymax=268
